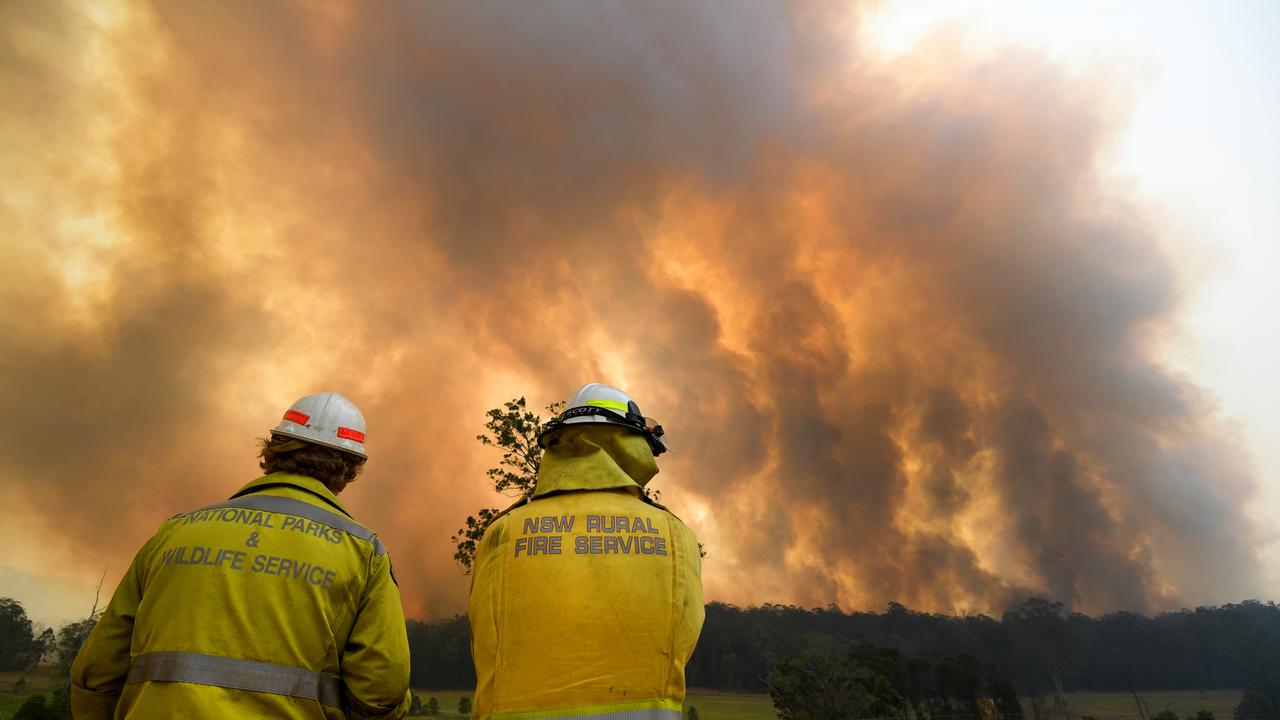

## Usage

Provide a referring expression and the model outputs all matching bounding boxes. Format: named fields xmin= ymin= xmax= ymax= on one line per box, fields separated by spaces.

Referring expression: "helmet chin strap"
xmin=540 ymin=408 xmax=668 ymax=456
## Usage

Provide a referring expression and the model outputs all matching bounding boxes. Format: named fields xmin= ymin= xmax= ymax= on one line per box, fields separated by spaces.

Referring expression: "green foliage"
xmin=768 ymin=650 xmax=907 ymax=720
xmin=1153 ymin=710 xmax=1180 ymax=720
xmin=46 ymin=687 xmax=71 ymax=719
xmin=933 ymin=653 xmax=983 ymax=708
xmin=988 ymin=678 xmax=1024 ymax=720
xmin=13 ymin=686 xmax=71 ymax=720
xmin=407 ymin=615 xmax=475 ymax=690
xmin=671 ymin=694 xmax=1240 ymax=720
xmin=0 ymin=605 xmax=97 ymax=720
xmin=476 ymin=398 xmax=558 ymax=496
xmin=407 ymin=693 xmax=441 ymax=717
xmin=458 ymin=695 xmax=472 ymax=715
xmin=1197 ymin=710 xmax=1216 ymax=720
xmin=449 ymin=507 xmax=502 ymax=575
xmin=36 ymin=627 xmax=54 ymax=663
xmin=1002 ymin=597 xmax=1078 ymax=708
xmin=1235 ymin=641 xmax=1280 ymax=720
xmin=403 ymin=599 xmax=1280 ymax=698
xmin=451 ymin=398 xmax=561 ymax=573
xmin=687 ymin=706 xmax=699 ymax=720
xmin=0 ymin=598 xmax=49 ymax=671
xmin=766 ymin=644 xmax=1025 ymax=720
xmin=54 ymin=616 xmax=98 ymax=678
xmin=13 ymin=694 xmax=47 ymax=720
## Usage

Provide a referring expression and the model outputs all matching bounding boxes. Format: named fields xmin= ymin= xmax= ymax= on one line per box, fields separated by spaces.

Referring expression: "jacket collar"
xmin=533 ymin=425 xmax=658 ymax=498
xmin=230 ymin=472 xmax=351 ymax=517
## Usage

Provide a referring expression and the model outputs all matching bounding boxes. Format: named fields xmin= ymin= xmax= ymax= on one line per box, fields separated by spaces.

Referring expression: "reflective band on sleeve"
xmin=127 ymin=652 xmax=343 ymax=708
xmin=585 ymin=399 xmax=629 ymax=413
xmin=187 ymin=495 xmax=386 ymax=556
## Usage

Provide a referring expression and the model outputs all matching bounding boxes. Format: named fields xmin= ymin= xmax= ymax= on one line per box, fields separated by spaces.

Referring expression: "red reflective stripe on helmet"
xmin=283 ymin=409 xmax=310 ymax=425
xmin=337 ymin=427 xmax=365 ymax=442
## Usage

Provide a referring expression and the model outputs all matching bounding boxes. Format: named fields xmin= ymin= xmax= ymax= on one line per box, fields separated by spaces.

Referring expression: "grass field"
xmin=0 ymin=674 xmax=1244 ymax=720
xmin=406 ymin=688 xmax=780 ymax=720
xmin=676 ymin=689 xmax=1247 ymax=720
xmin=408 ymin=690 xmax=478 ymax=718
xmin=0 ymin=669 xmax=62 ymax=719
xmin=674 ymin=689 xmax=1247 ymax=720
xmin=1058 ymin=690 xmax=1242 ymax=720
xmin=684 ymin=690 xmax=778 ymax=719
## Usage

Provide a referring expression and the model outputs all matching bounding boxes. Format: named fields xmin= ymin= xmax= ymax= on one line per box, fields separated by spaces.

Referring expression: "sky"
xmin=858 ymin=0 xmax=1280 ymax=594
xmin=2 ymin=0 xmax=1277 ymax=629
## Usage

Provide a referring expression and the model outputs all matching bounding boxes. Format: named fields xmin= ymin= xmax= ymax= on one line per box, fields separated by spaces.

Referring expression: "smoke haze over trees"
xmin=406 ymin=599 xmax=1280 ymax=695
xmin=0 ymin=1 xmax=1265 ymax=619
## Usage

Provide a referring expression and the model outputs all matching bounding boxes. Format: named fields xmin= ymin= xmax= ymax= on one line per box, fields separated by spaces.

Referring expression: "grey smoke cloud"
xmin=0 ymin=0 xmax=1261 ymax=618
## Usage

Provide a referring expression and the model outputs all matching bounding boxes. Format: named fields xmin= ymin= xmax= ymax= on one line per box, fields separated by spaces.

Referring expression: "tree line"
xmin=766 ymin=643 xmax=1025 ymax=720
xmin=406 ymin=597 xmax=1280 ymax=712
xmin=0 ymin=598 xmax=97 ymax=718
xmin=12 ymin=595 xmax=1280 ymax=719
xmin=684 ymin=598 xmax=1280 ymax=695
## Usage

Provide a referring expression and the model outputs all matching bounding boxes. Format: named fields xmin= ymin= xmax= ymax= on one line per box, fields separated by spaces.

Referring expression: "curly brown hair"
xmin=258 ymin=435 xmax=366 ymax=494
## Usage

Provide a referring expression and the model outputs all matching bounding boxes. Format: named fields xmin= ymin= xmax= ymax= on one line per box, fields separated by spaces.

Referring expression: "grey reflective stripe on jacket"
xmin=186 ymin=494 xmax=386 ymax=556
xmin=127 ymin=651 xmax=343 ymax=708
xmin=530 ymin=710 xmax=683 ymax=720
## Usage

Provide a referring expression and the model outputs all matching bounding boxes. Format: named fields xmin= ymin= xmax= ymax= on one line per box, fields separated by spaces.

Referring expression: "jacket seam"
xmin=230 ymin=481 xmax=353 ymax=518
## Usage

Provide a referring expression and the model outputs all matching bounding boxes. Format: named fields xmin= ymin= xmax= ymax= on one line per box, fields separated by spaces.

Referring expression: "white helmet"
xmin=538 ymin=382 xmax=668 ymax=455
xmin=271 ymin=392 xmax=368 ymax=459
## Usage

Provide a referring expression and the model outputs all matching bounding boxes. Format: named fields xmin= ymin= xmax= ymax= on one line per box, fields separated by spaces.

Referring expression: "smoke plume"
xmin=0 ymin=0 xmax=1262 ymax=618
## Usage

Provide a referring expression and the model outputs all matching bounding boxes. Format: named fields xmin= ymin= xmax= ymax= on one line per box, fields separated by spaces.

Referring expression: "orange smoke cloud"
xmin=0 ymin=0 xmax=1261 ymax=619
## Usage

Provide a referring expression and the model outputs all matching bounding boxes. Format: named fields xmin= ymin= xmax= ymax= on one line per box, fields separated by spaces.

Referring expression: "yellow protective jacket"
xmin=469 ymin=425 xmax=704 ymax=720
xmin=71 ymin=472 xmax=411 ymax=720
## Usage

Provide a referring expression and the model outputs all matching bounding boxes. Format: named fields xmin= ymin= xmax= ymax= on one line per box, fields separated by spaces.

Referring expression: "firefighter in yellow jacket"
xmin=469 ymin=383 xmax=704 ymax=720
xmin=71 ymin=392 xmax=411 ymax=719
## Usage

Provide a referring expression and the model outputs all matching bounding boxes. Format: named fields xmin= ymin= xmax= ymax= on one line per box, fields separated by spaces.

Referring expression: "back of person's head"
xmin=258 ymin=435 xmax=365 ymax=494
xmin=262 ymin=391 xmax=369 ymax=494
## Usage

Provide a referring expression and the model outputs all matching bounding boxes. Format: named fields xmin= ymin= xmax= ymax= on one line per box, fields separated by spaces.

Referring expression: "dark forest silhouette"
xmin=408 ymin=597 xmax=1280 ymax=706
xmin=11 ymin=595 xmax=1280 ymax=719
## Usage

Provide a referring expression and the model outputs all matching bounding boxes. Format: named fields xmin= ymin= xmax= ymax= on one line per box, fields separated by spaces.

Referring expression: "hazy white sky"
xmin=862 ymin=0 xmax=1280 ymax=583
